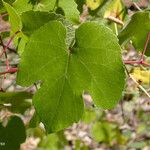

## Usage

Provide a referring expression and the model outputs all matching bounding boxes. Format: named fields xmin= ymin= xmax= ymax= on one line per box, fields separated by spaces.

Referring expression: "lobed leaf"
xmin=17 ymin=21 xmax=125 ymax=132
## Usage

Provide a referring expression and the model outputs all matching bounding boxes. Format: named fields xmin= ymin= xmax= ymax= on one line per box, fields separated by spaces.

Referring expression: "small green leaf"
xmin=0 ymin=116 xmax=26 ymax=150
xmin=81 ymin=109 xmax=97 ymax=124
xmin=3 ymin=1 xmax=22 ymax=33
xmin=59 ymin=0 xmax=80 ymax=23
xmin=91 ymin=121 xmax=108 ymax=142
xmin=118 ymin=11 xmax=150 ymax=55
xmin=91 ymin=121 xmax=117 ymax=143
xmin=17 ymin=21 xmax=125 ymax=132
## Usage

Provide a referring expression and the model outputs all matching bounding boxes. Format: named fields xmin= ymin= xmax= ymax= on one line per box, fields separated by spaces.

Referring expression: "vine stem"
xmin=0 ymin=68 xmax=18 ymax=75
xmin=0 ymin=31 xmax=20 ymax=58
xmin=0 ymin=35 xmax=9 ymax=70
xmin=0 ymin=31 xmax=19 ymax=73
xmin=133 ymin=2 xmax=142 ymax=11
xmin=106 ymin=16 xmax=124 ymax=26
xmin=124 ymin=32 xmax=150 ymax=66
xmin=0 ymin=43 xmax=17 ymax=53
xmin=0 ymin=35 xmax=9 ymax=88
xmin=0 ymin=31 xmax=20 ymax=90
xmin=124 ymin=60 xmax=150 ymax=67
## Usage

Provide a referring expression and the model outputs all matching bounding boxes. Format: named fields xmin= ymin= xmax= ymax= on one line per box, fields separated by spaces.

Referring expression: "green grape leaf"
xmin=17 ymin=21 xmax=125 ymax=133
xmin=118 ymin=11 xmax=150 ymax=55
xmin=3 ymin=1 xmax=22 ymax=33
xmin=0 ymin=116 xmax=26 ymax=150
xmin=59 ymin=0 xmax=80 ymax=23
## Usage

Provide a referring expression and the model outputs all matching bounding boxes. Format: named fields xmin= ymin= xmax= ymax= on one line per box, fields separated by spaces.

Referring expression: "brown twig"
xmin=106 ymin=16 xmax=124 ymax=26
xmin=133 ymin=2 xmax=142 ymax=11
